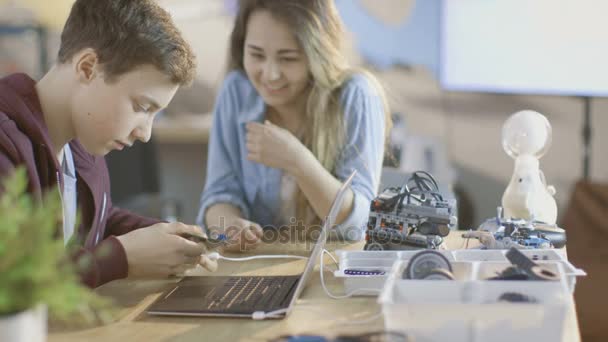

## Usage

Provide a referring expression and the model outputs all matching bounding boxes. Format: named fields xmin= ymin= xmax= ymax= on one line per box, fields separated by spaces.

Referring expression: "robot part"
xmin=364 ymin=171 xmax=457 ymax=251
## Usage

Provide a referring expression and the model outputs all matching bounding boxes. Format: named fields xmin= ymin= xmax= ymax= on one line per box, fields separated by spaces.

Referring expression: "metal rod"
xmin=582 ymin=96 xmax=592 ymax=180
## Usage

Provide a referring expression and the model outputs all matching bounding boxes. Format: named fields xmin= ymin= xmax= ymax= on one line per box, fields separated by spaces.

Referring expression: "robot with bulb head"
xmin=464 ymin=110 xmax=566 ymax=249
xmin=501 ymin=110 xmax=557 ymax=224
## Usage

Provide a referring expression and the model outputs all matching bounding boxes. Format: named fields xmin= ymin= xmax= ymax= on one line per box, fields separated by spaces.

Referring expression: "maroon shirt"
xmin=0 ymin=73 xmax=160 ymax=287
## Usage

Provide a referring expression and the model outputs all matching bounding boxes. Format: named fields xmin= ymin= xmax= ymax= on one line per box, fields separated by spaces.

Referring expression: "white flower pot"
xmin=0 ymin=305 xmax=47 ymax=342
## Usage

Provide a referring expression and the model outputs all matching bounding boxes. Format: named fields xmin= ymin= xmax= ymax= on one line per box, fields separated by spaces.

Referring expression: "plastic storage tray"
xmin=378 ymin=259 xmax=574 ymax=342
xmin=333 ymin=248 xmax=585 ymax=296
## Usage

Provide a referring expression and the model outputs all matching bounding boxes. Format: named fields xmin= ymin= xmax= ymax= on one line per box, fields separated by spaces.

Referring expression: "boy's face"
xmin=70 ymin=64 xmax=178 ymax=156
xmin=243 ymin=9 xmax=310 ymax=112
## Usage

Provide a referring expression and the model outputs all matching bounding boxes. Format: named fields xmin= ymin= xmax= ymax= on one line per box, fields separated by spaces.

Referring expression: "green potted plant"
xmin=0 ymin=168 xmax=110 ymax=341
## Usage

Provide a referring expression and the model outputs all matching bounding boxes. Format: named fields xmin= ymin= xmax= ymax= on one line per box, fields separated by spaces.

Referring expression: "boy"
xmin=0 ymin=0 xmax=217 ymax=288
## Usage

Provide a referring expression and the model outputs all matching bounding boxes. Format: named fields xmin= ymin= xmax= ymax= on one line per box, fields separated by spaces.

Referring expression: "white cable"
xmin=207 ymin=252 xmax=308 ymax=262
xmin=320 ymin=249 xmax=381 ymax=299
xmin=326 ymin=250 xmax=339 ymax=271
xmin=252 ymin=308 xmax=289 ymax=320
xmin=318 ymin=250 xmax=383 ymax=324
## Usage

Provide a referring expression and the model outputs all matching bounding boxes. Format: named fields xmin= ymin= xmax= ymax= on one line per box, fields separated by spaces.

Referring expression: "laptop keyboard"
xmin=200 ymin=275 xmax=300 ymax=314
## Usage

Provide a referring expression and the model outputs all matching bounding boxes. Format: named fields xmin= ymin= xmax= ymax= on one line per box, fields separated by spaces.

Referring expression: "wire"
xmin=252 ymin=308 xmax=289 ymax=320
xmin=320 ymin=249 xmax=381 ymax=299
xmin=325 ymin=250 xmax=339 ymax=271
xmin=207 ymin=252 xmax=308 ymax=262
xmin=395 ymin=171 xmax=444 ymax=209
xmin=462 ymin=229 xmax=472 ymax=249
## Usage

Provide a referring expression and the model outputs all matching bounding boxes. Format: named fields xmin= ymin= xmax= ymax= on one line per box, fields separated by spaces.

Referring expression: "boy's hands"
xmin=245 ymin=121 xmax=305 ymax=173
xmin=116 ymin=222 xmax=218 ymax=277
xmin=221 ymin=217 xmax=264 ymax=252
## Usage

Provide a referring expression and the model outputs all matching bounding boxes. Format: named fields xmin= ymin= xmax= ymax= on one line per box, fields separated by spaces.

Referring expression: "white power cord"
xmin=319 ymin=250 xmax=384 ymax=324
xmin=325 ymin=250 xmax=339 ymax=271
xmin=320 ymin=249 xmax=381 ymax=299
xmin=207 ymin=252 xmax=308 ymax=262
xmin=252 ymin=308 xmax=289 ymax=320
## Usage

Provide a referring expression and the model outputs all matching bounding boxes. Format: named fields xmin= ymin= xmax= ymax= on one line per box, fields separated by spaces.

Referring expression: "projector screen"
xmin=440 ymin=0 xmax=608 ymax=97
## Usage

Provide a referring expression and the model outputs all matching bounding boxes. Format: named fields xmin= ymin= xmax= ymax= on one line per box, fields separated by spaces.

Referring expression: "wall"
xmin=0 ymin=0 xmax=73 ymax=30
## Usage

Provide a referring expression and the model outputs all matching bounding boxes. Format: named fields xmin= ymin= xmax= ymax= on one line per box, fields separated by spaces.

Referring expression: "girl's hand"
xmin=222 ymin=217 xmax=264 ymax=252
xmin=246 ymin=120 xmax=305 ymax=172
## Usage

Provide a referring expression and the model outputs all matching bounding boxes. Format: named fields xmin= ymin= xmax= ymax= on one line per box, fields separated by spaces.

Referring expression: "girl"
xmin=197 ymin=0 xmax=391 ymax=251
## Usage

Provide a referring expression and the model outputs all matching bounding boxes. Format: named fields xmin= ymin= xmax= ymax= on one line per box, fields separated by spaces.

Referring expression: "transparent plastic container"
xmin=379 ymin=260 xmax=574 ymax=342
xmin=334 ymin=248 xmax=585 ymax=296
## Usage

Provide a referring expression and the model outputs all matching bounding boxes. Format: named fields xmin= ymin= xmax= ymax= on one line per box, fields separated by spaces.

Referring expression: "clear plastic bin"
xmin=379 ymin=260 xmax=573 ymax=342
xmin=334 ymin=248 xmax=585 ymax=296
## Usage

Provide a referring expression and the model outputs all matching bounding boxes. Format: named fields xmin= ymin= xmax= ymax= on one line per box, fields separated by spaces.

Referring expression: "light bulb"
xmin=502 ymin=110 xmax=552 ymax=159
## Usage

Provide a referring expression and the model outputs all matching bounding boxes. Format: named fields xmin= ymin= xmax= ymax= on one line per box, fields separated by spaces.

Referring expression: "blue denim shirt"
xmin=196 ymin=71 xmax=386 ymax=240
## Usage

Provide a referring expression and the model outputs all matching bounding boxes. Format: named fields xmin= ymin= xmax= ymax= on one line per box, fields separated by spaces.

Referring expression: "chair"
xmin=561 ymin=181 xmax=608 ymax=342
xmin=105 ymin=137 xmax=181 ymax=221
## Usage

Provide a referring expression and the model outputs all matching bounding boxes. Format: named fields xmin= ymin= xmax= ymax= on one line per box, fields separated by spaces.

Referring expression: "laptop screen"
xmin=286 ymin=170 xmax=358 ymax=311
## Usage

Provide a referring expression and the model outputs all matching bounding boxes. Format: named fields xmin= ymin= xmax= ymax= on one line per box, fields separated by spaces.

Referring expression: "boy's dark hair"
xmin=57 ymin=0 xmax=196 ymax=85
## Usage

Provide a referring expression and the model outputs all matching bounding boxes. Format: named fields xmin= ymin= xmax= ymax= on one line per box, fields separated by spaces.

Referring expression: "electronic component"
xmin=365 ymin=229 xmax=444 ymax=250
xmin=488 ymin=266 xmax=532 ymax=281
xmin=364 ymin=171 xmax=457 ymax=251
xmin=419 ymin=268 xmax=455 ymax=280
xmin=343 ymin=269 xmax=386 ymax=276
xmin=180 ymin=232 xmax=226 ymax=248
xmin=505 ymin=247 xmax=560 ymax=281
xmin=474 ymin=207 xmax=567 ymax=249
xmin=487 ymin=247 xmax=560 ymax=281
xmin=402 ymin=250 xmax=454 ymax=280
xmin=498 ymin=292 xmax=538 ymax=303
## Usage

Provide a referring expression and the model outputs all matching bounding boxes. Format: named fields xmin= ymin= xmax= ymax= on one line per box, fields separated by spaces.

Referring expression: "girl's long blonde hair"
xmin=228 ymin=0 xmax=392 ymax=225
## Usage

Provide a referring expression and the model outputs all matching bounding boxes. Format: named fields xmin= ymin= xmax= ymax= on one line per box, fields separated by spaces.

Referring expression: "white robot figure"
xmin=501 ymin=110 xmax=557 ymax=224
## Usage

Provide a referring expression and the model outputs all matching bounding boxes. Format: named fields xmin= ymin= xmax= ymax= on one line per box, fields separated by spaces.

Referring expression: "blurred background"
xmin=2 ymin=0 xmax=606 ymax=225
xmin=1 ymin=1 xmax=607 ymax=339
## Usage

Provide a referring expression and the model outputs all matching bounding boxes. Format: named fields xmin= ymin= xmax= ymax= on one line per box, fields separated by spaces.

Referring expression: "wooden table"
xmin=49 ymin=234 xmax=581 ymax=342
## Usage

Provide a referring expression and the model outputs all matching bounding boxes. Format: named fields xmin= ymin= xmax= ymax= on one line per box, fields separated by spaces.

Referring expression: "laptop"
xmin=146 ymin=170 xmax=357 ymax=319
